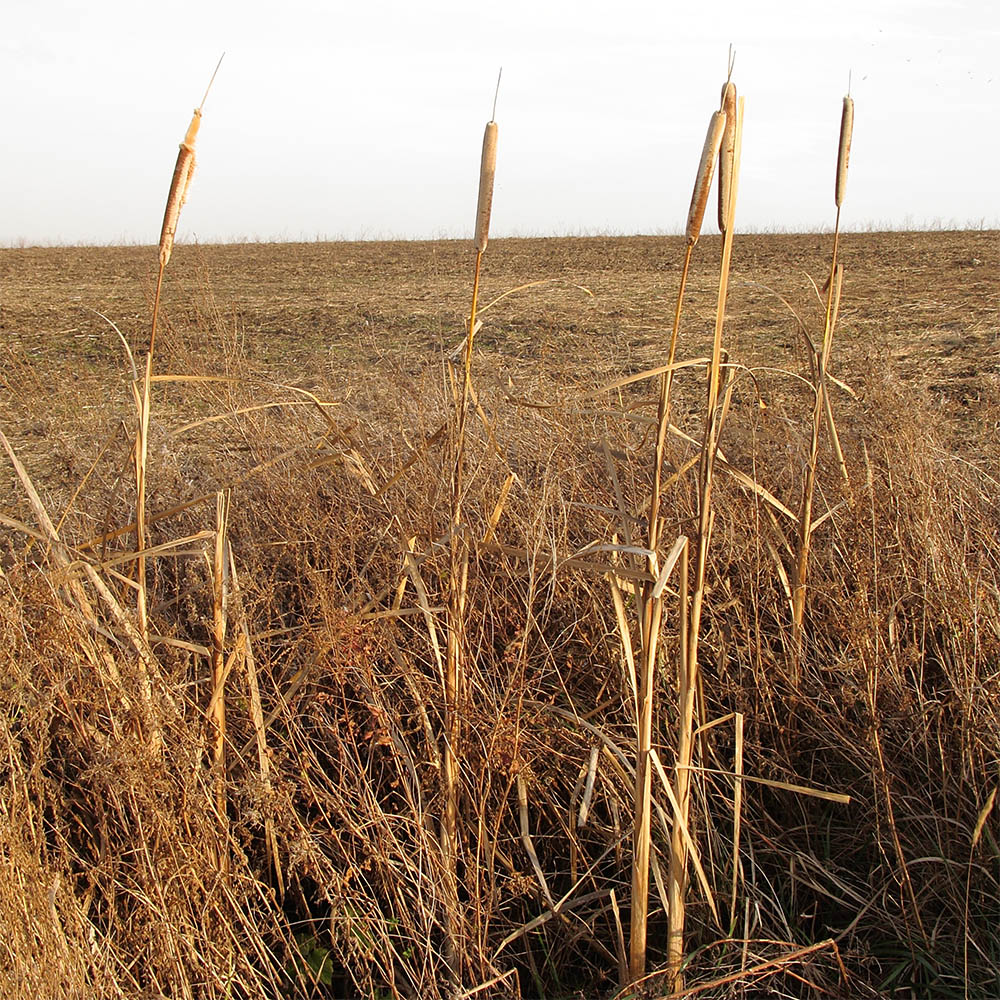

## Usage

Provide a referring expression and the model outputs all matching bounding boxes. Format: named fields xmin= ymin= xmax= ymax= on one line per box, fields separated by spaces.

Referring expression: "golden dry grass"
xmin=1 ymin=229 xmax=999 ymax=999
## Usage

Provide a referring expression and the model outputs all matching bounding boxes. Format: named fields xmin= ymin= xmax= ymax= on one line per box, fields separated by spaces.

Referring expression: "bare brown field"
xmin=2 ymin=232 xmax=997 ymax=508
xmin=1 ymin=231 xmax=999 ymax=1000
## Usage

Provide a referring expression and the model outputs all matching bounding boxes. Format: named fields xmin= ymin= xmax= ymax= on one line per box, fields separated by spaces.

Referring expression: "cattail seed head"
xmin=474 ymin=121 xmax=498 ymax=253
xmin=158 ymin=108 xmax=203 ymax=269
xmin=717 ymin=83 xmax=737 ymax=233
xmin=835 ymin=96 xmax=854 ymax=208
xmin=686 ymin=110 xmax=727 ymax=246
xmin=159 ymin=145 xmax=196 ymax=269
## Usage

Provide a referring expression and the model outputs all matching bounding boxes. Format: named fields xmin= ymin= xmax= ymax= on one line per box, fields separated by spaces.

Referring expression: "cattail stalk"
xmin=462 ymin=120 xmax=498 ymax=389
xmin=665 ymin=94 xmax=744 ymax=993
xmin=157 ymin=118 xmax=198 ymax=271
xmin=629 ymin=104 xmax=728 ymax=983
xmin=444 ymin=109 xmax=499 ymax=985
xmin=136 ymin=57 xmax=222 ymax=646
xmin=791 ymin=95 xmax=854 ymax=670
xmin=648 ymin=107 xmax=727 ymax=552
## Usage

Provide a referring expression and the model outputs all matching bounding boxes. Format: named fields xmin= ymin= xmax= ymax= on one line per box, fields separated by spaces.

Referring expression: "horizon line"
xmin=2 ymin=221 xmax=998 ymax=251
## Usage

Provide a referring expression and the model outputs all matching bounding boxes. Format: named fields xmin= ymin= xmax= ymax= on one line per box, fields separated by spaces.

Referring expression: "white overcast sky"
xmin=2 ymin=0 xmax=997 ymax=245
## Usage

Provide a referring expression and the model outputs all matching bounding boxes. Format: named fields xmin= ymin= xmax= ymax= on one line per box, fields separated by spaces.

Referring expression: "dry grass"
xmin=1 ymin=211 xmax=998 ymax=998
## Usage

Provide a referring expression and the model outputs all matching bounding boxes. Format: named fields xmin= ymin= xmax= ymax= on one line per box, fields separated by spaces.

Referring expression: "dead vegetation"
xmin=1 ymin=82 xmax=999 ymax=1000
xmin=3 ymin=235 xmax=999 ymax=996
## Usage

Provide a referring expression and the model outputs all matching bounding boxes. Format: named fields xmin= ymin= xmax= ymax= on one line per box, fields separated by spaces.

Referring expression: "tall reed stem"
xmin=136 ymin=56 xmax=222 ymax=643
xmin=443 ymin=110 xmax=497 ymax=983
xmin=791 ymin=94 xmax=854 ymax=673
xmin=666 ymin=94 xmax=744 ymax=992
xmin=442 ymin=246 xmax=483 ymax=982
xmin=630 ymin=104 xmax=727 ymax=982
xmin=629 ymin=243 xmax=693 ymax=981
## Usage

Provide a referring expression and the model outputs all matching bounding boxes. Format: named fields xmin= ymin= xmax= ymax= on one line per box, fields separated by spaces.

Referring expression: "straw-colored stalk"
xmin=823 ymin=268 xmax=851 ymax=488
xmin=443 ymin=114 xmax=499 ymax=984
xmin=628 ymin=105 xmax=727 ymax=983
xmin=137 ymin=60 xmax=220 ymax=643
xmin=628 ymin=538 xmax=687 ymax=980
xmin=648 ymin=108 xmax=727 ymax=551
xmin=665 ymin=95 xmax=744 ymax=993
xmin=137 ymin=112 xmax=199 ymax=635
xmin=791 ymin=96 xmax=854 ymax=669
xmin=210 ymin=492 xmax=229 ymax=773
xmin=134 ymin=353 xmax=154 ymax=641
xmin=205 ymin=490 xmax=233 ymax=872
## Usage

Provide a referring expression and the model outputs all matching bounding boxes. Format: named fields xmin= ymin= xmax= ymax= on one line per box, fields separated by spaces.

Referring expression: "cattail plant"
xmin=664 ymin=90 xmax=744 ymax=993
xmin=648 ymin=108 xmax=726 ymax=548
xmin=458 ymin=117 xmax=498 ymax=396
xmin=629 ymin=102 xmax=728 ymax=983
xmin=135 ymin=56 xmax=223 ymax=644
xmin=443 ymin=72 xmax=501 ymax=985
xmin=790 ymin=93 xmax=854 ymax=670
xmin=152 ymin=54 xmax=224 ymax=346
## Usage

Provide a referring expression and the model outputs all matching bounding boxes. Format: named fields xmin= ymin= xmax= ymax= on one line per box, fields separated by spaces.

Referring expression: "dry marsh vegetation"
xmin=1 ymin=82 xmax=999 ymax=1000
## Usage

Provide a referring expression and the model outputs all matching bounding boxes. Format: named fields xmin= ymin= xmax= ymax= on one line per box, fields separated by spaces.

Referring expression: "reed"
xmin=790 ymin=93 xmax=854 ymax=670
xmin=136 ymin=56 xmax=223 ymax=645
xmin=443 ymin=95 xmax=500 ymax=984
xmin=648 ymin=107 xmax=728 ymax=550
xmin=628 ymin=101 xmax=729 ymax=983
xmin=665 ymin=92 xmax=745 ymax=992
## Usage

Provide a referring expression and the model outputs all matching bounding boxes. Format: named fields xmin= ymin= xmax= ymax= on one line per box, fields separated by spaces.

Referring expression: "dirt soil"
xmin=1 ymin=231 xmax=997 ymax=519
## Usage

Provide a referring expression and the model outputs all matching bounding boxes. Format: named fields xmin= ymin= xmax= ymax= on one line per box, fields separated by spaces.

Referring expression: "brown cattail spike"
xmin=686 ymin=110 xmax=727 ymax=246
xmin=718 ymin=83 xmax=737 ymax=233
xmin=474 ymin=121 xmax=498 ymax=253
xmin=156 ymin=53 xmax=221 ymax=271
xmin=158 ymin=107 xmax=203 ymax=269
xmin=836 ymin=96 xmax=854 ymax=208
